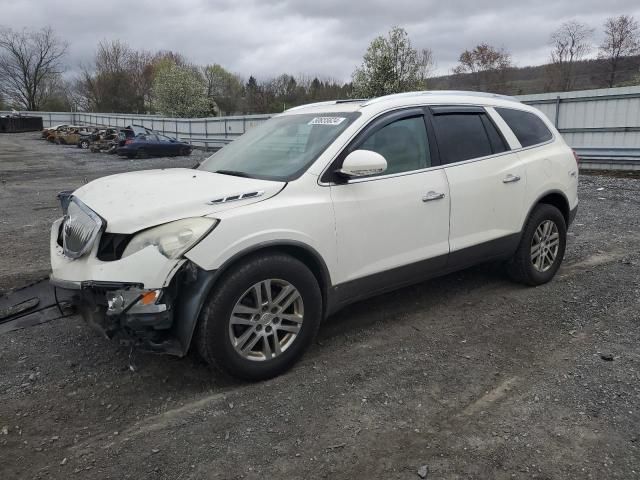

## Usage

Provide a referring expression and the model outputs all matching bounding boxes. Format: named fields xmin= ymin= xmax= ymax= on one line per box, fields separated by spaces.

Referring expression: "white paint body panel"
xmin=185 ymin=173 xmax=338 ymax=280
xmin=73 ymin=168 xmax=284 ymax=233
xmin=329 ymin=170 xmax=450 ymax=283
xmin=445 ymin=152 xmax=526 ymax=251
xmin=50 ymin=91 xmax=578 ymax=295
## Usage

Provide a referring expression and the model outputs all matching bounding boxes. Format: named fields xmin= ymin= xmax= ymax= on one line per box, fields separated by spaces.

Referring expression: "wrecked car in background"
xmin=42 ymin=124 xmax=68 ymax=138
xmin=88 ymin=128 xmax=122 ymax=153
xmin=56 ymin=126 xmax=95 ymax=145
xmin=45 ymin=125 xmax=77 ymax=142
xmin=116 ymin=133 xmax=193 ymax=158
xmin=77 ymin=128 xmax=104 ymax=149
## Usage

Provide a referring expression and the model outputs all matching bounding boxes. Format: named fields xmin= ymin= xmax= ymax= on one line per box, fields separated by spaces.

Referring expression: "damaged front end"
xmin=53 ymin=262 xmax=205 ymax=356
xmin=50 ymin=193 xmax=218 ymax=357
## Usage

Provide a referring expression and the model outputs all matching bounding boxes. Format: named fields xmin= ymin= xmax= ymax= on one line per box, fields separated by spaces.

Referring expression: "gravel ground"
xmin=0 ymin=132 xmax=639 ymax=479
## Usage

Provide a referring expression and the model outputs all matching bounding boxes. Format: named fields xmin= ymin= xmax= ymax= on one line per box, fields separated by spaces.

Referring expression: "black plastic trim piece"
xmin=326 ymin=233 xmax=521 ymax=314
xmin=327 ymin=254 xmax=447 ymax=314
xmin=430 ymin=105 xmax=486 ymax=115
xmin=447 ymin=233 xmax=520 ymax=271
xmin=173 ymin=265 xmax=218 ymax=354
xmin=568 ymin=204 xmax=578 ymax=226
xmin=522 ymin=189 xmax=571 ymax=230
xmin=175 ymin=241 xmax=333 ymax=353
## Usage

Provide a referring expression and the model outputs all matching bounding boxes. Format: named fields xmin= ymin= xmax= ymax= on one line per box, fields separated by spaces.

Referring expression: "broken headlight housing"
xmin=63 ymin=198 xmax=104 ymax=259
xmin=122 ymin=217 xmax=218 ymax=260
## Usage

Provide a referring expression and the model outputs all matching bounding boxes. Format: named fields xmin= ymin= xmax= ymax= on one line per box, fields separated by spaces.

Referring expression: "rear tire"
xmin=507 ymin=204 xmax=567 ymax=286
xmin=195 ymin=253 xmax=322 ymax=381
xmin=80 ymin=140 xmax=90 ymax=149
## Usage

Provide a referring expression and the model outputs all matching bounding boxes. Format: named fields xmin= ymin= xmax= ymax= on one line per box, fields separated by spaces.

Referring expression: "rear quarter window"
xmin=496 ymin=107 xmax=553 ymax=148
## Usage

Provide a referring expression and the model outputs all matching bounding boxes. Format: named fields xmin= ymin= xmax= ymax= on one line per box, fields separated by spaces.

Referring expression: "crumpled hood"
xmin=73 ymin=168 xmax=285 ymax=233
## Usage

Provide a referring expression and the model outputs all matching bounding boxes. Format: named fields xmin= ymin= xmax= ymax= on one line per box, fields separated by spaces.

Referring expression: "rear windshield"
xmin=199 ymin=112 xmax=360 ymax=181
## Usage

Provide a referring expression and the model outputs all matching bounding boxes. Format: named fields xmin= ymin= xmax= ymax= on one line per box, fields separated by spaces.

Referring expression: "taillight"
xmin=572 ymin=149 xmax=580 ymax=166
xmin=125 ymin=139 xmax=133 ymax=145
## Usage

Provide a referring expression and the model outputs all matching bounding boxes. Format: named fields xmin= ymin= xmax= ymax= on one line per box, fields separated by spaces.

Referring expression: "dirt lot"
xmin=0 ymin=132 xmax=639 ymax=479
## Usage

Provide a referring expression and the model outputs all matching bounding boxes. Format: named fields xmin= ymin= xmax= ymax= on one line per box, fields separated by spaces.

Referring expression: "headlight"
xmin=122 ymin=217 xmax=218 ymax=259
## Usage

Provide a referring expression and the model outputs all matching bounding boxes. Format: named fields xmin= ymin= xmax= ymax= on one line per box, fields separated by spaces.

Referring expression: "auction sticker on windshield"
xmin=308 ymin=117 xmax=346 ymax=126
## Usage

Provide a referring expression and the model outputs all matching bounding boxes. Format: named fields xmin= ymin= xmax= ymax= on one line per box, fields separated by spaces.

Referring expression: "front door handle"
xmin=422 ymin=191 xmax=446 ymax=202
xmin=503 ymin=174 xmax=521 ymax=184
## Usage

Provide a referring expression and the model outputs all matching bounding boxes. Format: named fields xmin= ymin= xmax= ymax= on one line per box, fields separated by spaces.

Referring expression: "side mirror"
xmin=337 ymin=150 xmax=387 ymax=178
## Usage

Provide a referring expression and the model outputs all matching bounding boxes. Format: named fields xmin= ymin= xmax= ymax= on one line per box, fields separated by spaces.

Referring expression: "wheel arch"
xmin=524 ymin=190 xmax=570 ymax=229
xmin=174 ymin=241 xmax=331 ymax=355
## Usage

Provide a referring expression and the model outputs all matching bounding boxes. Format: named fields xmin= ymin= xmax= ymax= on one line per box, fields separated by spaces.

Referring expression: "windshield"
xmin=199 ymin=112 xmax=360 ymax=181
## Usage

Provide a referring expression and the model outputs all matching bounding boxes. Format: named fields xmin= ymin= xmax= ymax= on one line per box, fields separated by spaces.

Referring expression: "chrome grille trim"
xmin=206 ymin=190 xmax=264 ymax=205
xmin=62 ymin=197 xmax=104 ymax=259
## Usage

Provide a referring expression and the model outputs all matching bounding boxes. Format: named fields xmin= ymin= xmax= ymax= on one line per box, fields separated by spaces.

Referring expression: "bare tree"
xmin=0 ymin=26 xmax=67 ymax=110
xmin=549 ymin=21 xmax=594 ymax=91
xmin=77 ymin=40 xmax=156 ymax=113
xmin=598 ymin=15 xmax=640 ymax=87
xmin=453 ymin=43 xmax=512 ymax=92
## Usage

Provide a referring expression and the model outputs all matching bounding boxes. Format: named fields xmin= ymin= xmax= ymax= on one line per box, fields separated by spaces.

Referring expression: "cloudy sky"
xmin=2 ymin=0 xmax=640 ymax=81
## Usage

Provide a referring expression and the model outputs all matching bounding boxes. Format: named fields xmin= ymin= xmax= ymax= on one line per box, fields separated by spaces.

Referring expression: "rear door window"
xmin=495 ymin=107 xmax=553 ymax=147
xmin=431 ymin=112 xmax=507 ymax=164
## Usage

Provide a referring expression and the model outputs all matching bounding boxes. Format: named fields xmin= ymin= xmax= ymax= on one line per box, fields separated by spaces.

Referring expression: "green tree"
xmin=244 ymin=75 xmax=260 ymax=113
xmin=152 ymin=62 xmax=209 ymax=117
xmin=352 ymin=26 xmax=434 ymax=98
xmin=203 ymin=64 xmax=243 ymax=115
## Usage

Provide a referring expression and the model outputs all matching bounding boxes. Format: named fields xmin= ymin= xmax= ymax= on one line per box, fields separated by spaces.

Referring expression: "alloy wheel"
xmin=530 ymin=219 xmax=560 ymax=272
xmin=228 ymin=279 xmax=304 ymax=361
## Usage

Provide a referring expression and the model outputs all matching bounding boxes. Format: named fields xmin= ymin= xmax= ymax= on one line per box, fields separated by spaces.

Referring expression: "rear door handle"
xmin=422 ymin=191 xmax=446 ymax=202
xmin=503 ymin=174 xmax=521 ymax=184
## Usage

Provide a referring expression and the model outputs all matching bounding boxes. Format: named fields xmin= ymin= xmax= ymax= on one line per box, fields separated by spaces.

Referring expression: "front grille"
xmin=97 ymin=232 xmax=133 ymax=261
xmin=62 ymin=198 xmax=104 ymax=259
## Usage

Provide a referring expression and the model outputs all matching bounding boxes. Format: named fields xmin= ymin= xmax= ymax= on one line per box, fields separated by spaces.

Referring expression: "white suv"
xmin=50 ymin=91 xmax=579 ymax=380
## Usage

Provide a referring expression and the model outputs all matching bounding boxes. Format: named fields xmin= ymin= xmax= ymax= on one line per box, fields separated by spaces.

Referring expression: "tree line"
xmin=1 ymin=14 xmax=639 ymax=116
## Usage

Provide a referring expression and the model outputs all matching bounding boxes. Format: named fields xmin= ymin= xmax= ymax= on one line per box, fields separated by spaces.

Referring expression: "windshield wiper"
xmin=214 ymin=169 xmax=254 ymax=178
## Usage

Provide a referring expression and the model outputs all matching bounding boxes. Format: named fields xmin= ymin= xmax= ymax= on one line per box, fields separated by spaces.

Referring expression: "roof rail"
xmin=285 ymin=100 xmax=338 ymax=112
xmin=335 ymin=98 xmax=368 ymax=104
xmin=285 ymin=98 xmax=369 ymax=112
xmin=361 ymin=90 xmax=520 ymax=106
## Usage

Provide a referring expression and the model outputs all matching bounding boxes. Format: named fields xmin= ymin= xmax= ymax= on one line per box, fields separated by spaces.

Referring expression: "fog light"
xmin=106 ymin=293 xmax=125 ymax=314
xmin=105 ymin=288 xmax=167 ymax=316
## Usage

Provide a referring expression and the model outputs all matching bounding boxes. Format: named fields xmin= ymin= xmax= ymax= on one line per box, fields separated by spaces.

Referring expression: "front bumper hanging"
xmin=50 ymin=277 xmax=181 ymax=355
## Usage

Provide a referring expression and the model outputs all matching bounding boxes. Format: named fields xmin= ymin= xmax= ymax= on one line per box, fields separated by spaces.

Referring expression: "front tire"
xmin=195 ymin=253 xmax=322 ymax=381
xmin=507 ymin=204 xmax=567 ymax=286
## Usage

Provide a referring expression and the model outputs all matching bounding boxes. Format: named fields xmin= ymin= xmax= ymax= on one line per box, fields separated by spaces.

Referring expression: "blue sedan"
xmin=116 ymin=133 xmax=193 ymax=158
